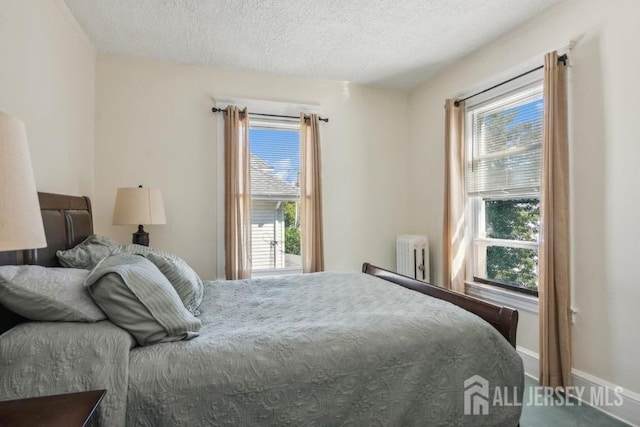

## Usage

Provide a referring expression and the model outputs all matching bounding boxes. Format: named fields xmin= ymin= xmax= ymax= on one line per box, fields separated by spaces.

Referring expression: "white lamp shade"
xmin=0 ymin=112 xmax=46 ymax=251
xmin=112 ymin=187 xmax=166 ymax=225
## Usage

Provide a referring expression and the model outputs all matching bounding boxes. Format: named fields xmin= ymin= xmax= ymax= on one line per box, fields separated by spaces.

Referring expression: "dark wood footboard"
xmin=362 ymin=263 xmax=518 ymax=348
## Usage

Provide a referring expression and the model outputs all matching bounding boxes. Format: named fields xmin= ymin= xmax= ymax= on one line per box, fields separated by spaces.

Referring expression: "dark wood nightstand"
xmin=0 ymin=389 xmax=106 ymax=427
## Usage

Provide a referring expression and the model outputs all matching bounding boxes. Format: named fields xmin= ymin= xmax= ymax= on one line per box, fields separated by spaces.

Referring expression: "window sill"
xmin=251 ymin=268 xmax=303 ymax=278
xmin=465 ymin=281 xmax=538 ymax=314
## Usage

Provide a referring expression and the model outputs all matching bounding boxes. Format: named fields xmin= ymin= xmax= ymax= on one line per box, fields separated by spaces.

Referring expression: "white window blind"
xmin=467 ymin=84 xmax=543 ymax=197
xmin=249 ymin=121 xmax=301 ymax=195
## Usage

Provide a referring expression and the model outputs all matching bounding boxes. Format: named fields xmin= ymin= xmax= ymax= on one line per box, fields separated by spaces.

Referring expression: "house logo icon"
xmin=464 ymin=375 xmax=490 ymax=415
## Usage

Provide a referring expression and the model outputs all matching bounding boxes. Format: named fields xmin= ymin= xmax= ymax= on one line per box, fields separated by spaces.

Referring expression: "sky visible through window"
xmin=248 ymin=100 xmax=540 ymax=184
xmin=249 ymin=128 xmax=300 ymax=185
xmin=510 ymin=98 xmax=543 ymax=126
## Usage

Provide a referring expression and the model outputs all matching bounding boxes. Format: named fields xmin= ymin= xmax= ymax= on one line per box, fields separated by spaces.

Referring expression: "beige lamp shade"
xmin=0 ymin=111 xmax=46 ymax=251
xmin=112 ymin=187 xmax=166 ymax=225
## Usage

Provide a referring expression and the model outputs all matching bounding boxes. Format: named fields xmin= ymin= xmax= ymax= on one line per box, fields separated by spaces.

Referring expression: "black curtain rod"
xmin=454 ymin=54 xmax=568 ymax=107
xmin=211 ymin=107 xmax=329 ymax=123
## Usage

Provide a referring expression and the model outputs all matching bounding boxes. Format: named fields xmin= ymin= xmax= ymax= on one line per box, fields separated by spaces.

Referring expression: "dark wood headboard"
xmin=0 ymin=192 xmax=94 ymax=334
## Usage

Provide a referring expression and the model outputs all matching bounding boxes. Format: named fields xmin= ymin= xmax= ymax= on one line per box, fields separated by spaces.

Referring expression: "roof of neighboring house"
xmin=250 ymin=154 xmax=299 ymax=201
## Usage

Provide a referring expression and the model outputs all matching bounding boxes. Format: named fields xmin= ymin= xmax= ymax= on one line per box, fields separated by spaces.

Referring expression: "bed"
xmin=0 ymin=193 xmax=524 ymax=426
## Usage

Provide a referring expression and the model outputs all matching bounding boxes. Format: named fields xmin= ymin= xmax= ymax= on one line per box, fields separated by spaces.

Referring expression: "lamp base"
xmin=132 ymin=225 xmax=149 ymax=246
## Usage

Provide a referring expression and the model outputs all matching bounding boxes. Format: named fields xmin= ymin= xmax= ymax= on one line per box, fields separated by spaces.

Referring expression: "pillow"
xmin=117 ymin=244 xmax=204 ymax=314
xmin=86 ymin=254 xmax=201 ymax=346
xmin=139 ymin=252 xmax=203 ymax=315
xmin=57 ymin=238 xmax=204 ymax=314
xmin=0 ymin=265 xmax=106 ymax=322
xmin=57 ymin=235 xmax=120 ymax=269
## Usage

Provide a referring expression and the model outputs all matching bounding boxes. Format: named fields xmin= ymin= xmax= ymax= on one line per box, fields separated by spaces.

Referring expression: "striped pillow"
xmin=142 ymin=252 xmax=203 ymax=315
xmin=86 ymin=254 xmax=201 ymax=346
xmin=117 ymin=245 xmax=204 ymax=315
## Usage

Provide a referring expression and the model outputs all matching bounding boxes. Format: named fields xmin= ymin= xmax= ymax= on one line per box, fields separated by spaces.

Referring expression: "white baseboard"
xmin=517 ymin=347 xmax=640 ymax=426
xmin=517 ymin=346 xmax=540 ymax=379
xmin=571 ymin=368 xmax=640 ymax=427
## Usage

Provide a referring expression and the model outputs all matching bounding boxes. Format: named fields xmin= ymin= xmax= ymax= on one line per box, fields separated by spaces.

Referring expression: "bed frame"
xmin=0 ymin=193 xmax=518 ymax=349
xmin=363 ymin=263 xmax=518 ymax=347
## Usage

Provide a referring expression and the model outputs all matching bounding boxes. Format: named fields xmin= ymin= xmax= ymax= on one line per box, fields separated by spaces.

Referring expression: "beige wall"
xmin=95 ymin=55 xmax=410 ymax=280
xmin=8 ymin=0 xmax=636 ymax=406
xmin=408 ymin=0 xmax=640 ymax=395
xmin=0 ymin=0 xmax=95 ymax=196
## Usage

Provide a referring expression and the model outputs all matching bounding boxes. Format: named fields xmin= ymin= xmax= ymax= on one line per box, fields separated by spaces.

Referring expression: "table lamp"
xmin=0 ymin=111 xmax=46 ymax=251
xmin=112 ymin=185 xmax=166 ymax=246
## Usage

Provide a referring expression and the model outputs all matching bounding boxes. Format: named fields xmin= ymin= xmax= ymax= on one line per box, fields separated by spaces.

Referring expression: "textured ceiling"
xmin=64 ymin=0 xmax=562 ymax=89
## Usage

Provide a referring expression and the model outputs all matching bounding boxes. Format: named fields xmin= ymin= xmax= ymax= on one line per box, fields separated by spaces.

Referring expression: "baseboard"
xmin=571 ymin=368 xmax=640 ymax=427
xmin=517 ymin=347 xmax=640 ymax=426
xmin=517 ymin=346 xmax=540 ymax=379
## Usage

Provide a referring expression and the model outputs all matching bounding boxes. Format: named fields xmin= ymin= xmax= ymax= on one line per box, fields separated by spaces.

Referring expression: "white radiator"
xmin=396 ymin=235 xmax=430 ymax=282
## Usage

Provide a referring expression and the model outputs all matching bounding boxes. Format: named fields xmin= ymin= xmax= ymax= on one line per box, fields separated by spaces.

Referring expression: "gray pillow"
xmin=141 ymin=252 xmax=203 ymax=315
xmin=57 ymin=235 xmax=120 ymax=269
xmin=0 ymin=265 xmax=106 ymax=322
xmin=86 ymin=254 xmax=201 ymax=346
xmin=56 ymin=238 xmax=204 ymax=315
xmin=117 ymin=244 xmax=204 ymax=314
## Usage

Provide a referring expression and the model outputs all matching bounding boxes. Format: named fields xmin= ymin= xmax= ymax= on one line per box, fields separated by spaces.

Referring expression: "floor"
xmin=520 ymin=376 xmax=630 ymax=426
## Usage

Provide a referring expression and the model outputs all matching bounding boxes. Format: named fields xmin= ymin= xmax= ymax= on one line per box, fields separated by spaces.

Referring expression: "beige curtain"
xmin=300 ymin=113 xmax=324 ymax=273
xmin=539 ymin=51 xmax=572 ymax=388
xmin=442 ymin=100 xmax=466 ymax=293
xmin=224 ymin=106 xmax=251 ymax=280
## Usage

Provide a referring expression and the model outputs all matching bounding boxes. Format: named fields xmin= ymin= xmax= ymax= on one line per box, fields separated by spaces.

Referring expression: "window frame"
xmin=248 ymin=117 xmax=302 ymax=276
xmin=214 ymin=97 xmax=322 ymax=279
xmin=463 ymin=71 xmax=544 ymax=301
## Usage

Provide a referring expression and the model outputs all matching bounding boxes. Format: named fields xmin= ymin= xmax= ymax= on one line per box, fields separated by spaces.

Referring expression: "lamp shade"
xmin=0 ymin=111 xmax=46 ymax=251
xmin=112 ymin=187 xmax=166 ymax=225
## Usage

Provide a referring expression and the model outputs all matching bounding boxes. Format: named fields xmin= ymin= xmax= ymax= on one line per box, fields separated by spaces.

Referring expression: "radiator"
xmin=396 ymin=235 xmax=430 ymax=282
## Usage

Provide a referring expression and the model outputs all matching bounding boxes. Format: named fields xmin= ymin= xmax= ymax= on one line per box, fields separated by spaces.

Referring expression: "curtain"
xmin=224 ymin=106 xmax=251 ymax=280
xmin=442 ymin=100 xmax=467 ymax=293
xmin=539 ymin=51 xmax=572 ymax=388
xmin=300 ymin=113 xmax=324 ymax=273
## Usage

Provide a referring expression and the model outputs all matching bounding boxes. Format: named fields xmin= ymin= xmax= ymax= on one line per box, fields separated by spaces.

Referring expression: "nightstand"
xmin=0 ymin=389 xmax=106 ymax=427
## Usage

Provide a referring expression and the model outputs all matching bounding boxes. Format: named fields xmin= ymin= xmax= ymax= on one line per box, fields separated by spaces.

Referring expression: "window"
xmin=248 ymin=118 xmax=302 ymax=276
xmin=466 ymin=81 xmax=543 ymax=296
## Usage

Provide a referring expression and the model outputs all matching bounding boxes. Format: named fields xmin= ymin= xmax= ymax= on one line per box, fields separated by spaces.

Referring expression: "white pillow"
xmin=0 ymin=265 xmax=106 ymax=322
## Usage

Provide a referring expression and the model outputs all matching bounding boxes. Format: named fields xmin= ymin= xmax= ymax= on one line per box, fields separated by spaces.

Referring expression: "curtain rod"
xmin=211 ymin=107 xmax=329 ymax=123
xmin=454 ymin=54 xmax=568 ymax=107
